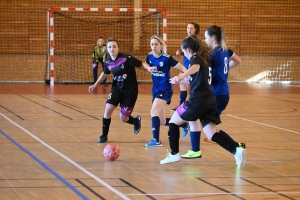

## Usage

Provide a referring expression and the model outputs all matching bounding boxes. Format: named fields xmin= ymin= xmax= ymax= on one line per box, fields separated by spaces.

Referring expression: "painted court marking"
xmin=0 ymin=112 xmax=130 ymax=200
xmin=1 ymin=110 xmax=299 ymax=199
xmin=0 ymin=129 xmax=89 ymax=200
xmin=123 ymin=192 xmax=300 ymax=196
xmin=226 ymin=114 xmax=300 ymax=135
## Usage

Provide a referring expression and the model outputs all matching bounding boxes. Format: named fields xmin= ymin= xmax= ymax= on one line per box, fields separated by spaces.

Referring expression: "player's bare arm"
xmin=142 ymin=62 xmax=157 ymax=72
xmin=174 ymin=63 xmax=187 ymax=73
xmin=88 ymin=72 xmax=107 ymax=92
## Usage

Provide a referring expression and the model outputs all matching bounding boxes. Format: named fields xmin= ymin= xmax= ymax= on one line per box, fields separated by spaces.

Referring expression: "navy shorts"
xmin=176 ymin=95 xmax=221 ymax=125
xmin=215 ymin=94 xmax=229 ymax=116
xmin=152 ymin=91 xmax=173 ymax=105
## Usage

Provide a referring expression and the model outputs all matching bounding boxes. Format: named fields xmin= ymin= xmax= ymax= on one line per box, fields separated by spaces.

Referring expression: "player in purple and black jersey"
xmin=143 ymin=35 xmax=188 ymax=147
xmin=88 ymin=37 xmax=146 ymax=143
xmin=160 ymin=35 xmax=246 ymax=169
xmin=181 ymin=25 xmax=244 ymax=160
xmin=202 ymin=25 xmax=244 ymax=162
xmin=171 ymin=22 xmax=200 ymax=119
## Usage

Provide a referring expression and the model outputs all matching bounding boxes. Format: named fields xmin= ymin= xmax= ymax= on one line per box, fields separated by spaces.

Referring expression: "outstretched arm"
xmin=88 ymin=72 xmax=107 ymax=93
xmin=170 ymin=64 xmax=200 ymax=84
xmin=178 ymin=64 xmax=200 ymax=78
xmin=174 ymin=63 xmax=187 ymax=73
xmin=142 ymin=62 xmax=157 ymax=73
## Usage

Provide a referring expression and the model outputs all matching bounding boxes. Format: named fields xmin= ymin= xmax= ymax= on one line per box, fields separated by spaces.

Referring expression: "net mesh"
xmin=0 ymin=1 xmax=299 ymax=84
xmin=52 ymin=10 xmax=163 ymax=83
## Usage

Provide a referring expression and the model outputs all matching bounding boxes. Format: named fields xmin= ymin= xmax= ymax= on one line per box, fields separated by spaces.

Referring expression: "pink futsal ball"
xmin=103 ymin=144 xmax=120 ymax=161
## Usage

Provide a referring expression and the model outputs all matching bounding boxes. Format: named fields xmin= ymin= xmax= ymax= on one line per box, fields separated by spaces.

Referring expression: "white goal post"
xmin=47 ymin=7 xmax=167 ymax=85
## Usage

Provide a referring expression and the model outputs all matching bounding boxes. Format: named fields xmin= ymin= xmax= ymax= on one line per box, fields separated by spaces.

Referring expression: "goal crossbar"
xmin=47 ymin=7 xmax=167 ymax=85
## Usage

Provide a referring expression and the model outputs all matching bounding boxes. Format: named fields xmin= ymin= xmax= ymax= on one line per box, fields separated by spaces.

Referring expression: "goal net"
xmin=47 ymin=8 xmax=166 ymax=84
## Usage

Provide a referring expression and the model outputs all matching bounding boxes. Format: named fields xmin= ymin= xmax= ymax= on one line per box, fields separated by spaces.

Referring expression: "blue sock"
xmin=179 ymin=91 xmax=187 ymax=105
xmin=190 ymin=131 xmax=201 ymax=151
xmin=152 ymin=116 xmax=160 ymax=140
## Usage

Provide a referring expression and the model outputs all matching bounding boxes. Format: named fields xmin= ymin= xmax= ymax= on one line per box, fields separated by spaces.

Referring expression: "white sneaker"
xmin=234 ymin=147 xmax=246 ymax=169
xmin=160 ymin=150 xmax=180 ymax=164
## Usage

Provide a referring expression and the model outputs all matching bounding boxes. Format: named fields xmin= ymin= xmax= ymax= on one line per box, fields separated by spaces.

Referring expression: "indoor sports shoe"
xmin=234 ymin=147 xmax=246 ymax=169
xmin=236 ymin=143 xmax=246 ymax=165
xmin=98 ymin=135 xmax=107 ymax=143
xmin=134 ymin=115 xmax=141 ymax=134
xmin=145 ymin=138 xmax=162 ymax=147
xmin=239 ymin=142 xmax=246 ymax=149
xmin=182 ymin=122 xmax=190 ymax=139
xmin=160 ymin=150 xmax=180 ymax=164
xmin=181 ymin=150 xmax=202 ymax=159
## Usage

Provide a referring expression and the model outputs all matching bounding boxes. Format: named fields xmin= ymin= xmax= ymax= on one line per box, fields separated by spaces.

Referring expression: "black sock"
xmin=102 ymin=117 xmax=111 ymax=136
xmin=211 ymin=131 xmax=237 ymax=154
xmin=165 ymin=118 xmax=170 ymax=126
xmin=219 ymin=130 xmax=239 ymax=148
xmin=168 ymin=123 xmax=180 ymax=155
xmin=127 ymin=116 xmax=136 ymax=125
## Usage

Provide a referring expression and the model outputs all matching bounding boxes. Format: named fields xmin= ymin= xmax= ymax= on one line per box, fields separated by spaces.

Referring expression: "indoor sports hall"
xmin=0 ymin=1 xmax=299 ymax=199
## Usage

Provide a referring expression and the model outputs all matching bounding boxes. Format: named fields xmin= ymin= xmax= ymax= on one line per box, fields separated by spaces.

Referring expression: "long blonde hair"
xmin=150 ymin=35 xmax=166 ymax=53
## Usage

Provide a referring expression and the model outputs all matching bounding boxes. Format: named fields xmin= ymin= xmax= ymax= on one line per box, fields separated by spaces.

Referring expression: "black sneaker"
xmin=98 ymin=135 xmax=108 ymax=143
xmin=134 ymin=115 xmax=141 ymax=134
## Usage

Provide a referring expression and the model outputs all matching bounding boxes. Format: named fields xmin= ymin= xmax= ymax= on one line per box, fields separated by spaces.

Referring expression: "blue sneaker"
xmin=182 ymin=122 xmax=189 ymax=139
xmin=145 ymin=138 xmax=162 ymax=147
xmin=134 ymin=115 xmax=141 ymax=134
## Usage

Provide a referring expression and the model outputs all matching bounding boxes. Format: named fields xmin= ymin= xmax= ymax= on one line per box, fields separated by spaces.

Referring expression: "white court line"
xmin=287 ymin=85 xmax=300 ymax=88
xmin=225 ymin=114 xmax=300 ymax=135
xmin=123 ymin=192 xmax=300 ymax=196
xmin=0 ymin=112 xmax=130 ymax=200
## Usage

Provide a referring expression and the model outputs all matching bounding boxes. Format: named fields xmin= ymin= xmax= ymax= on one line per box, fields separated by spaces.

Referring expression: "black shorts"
xmin=177 ymin=95 xmax=221 ymax=125
xmin=106 ymin=87 xmax=138 ymax=108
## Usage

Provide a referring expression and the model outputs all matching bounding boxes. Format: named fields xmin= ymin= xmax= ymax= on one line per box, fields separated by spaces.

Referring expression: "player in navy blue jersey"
xmin=143 ymin=35 xmax=189 ymax=147
xmin=181 ymin=25 xmax=244 ymax=159
xmin=171 ymin=22 xmax=200 ymax=121
xmin=205 ymin=25 xmax=242 ymax=115
xmin=88 ymin=37 xmax=145 ymax=143
xmin=160 ymin=34 xmax=246 ymax=169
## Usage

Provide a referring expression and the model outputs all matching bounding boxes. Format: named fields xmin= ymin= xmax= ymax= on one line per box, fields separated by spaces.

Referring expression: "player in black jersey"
xmin=160 ymin=35 xmax=246 ymax=169
xmin=88 ymin=38 xmax=145 ymax=143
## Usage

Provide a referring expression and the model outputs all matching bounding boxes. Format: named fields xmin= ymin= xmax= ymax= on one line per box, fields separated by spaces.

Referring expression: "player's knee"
xmin=201 ymin=119 xmax=211 ymax=128
xmin=119 ymin=114 xmax=128 ymax=122
xmin=120 ymin=117 xmax=127 ymax=123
